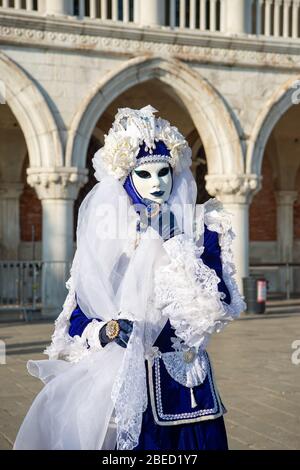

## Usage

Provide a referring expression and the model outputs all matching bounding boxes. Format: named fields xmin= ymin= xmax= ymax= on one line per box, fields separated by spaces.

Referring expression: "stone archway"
xmin=66 ymin=55 xmax=244 ymax=177
xmin=0 ymin=50 xmax=63 ymax=168
xmin=0 ymin=51 xmax=88 ymax=316
xmin=247 ymin=76 xmax=300 ymax=296
xmin=247 ymin=76 xmax=300 ymax=176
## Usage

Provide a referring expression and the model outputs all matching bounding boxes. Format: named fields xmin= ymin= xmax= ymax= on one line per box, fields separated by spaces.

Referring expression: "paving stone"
xmin=0 ymin=314 xmax=300 ymax=450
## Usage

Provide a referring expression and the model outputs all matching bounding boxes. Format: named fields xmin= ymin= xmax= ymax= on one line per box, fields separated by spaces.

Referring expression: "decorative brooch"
xmin=105 ymin=320 xmax=120 ymax=341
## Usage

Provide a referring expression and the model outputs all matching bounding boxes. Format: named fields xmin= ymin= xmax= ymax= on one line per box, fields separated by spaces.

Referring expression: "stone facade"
xmin=0 ymin=1 xmax=300 ymax=316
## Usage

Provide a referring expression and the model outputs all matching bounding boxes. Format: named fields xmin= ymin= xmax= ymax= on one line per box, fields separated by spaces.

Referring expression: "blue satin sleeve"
xmin=201 ymin=225 xmax=231 ymax=305
xmin=69 ymin=305 xmax=102 ymax=337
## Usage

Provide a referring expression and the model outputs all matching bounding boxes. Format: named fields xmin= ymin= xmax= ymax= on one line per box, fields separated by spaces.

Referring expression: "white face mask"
xmin=132 ymin=161 xmax=173 ymax=205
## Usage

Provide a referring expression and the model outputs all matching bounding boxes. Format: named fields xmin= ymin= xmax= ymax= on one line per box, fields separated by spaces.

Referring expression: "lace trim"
xmin=203 ymin=198 xmax=247 ymax=325
xmin=44 ymin=277 xmax=91 ymax=363
xmin=82 ymin=320 xmax=106 ymax=351
xmin=145 ymin=344 xmax=208 ymax=388
xmin=153 ymin=352 xmax=219 ymax=420
xmin=154 ymin=199 xmax=246 ymax=352
xmin=111 ymin=322 xmax=147 ymax=450
xmin=134 ymin=155 xmax=172 ymax=168
xmin=161 ymin=349 xmax=208 ymax=388
xmin=155 ymin=234 xmax=226 ymax=349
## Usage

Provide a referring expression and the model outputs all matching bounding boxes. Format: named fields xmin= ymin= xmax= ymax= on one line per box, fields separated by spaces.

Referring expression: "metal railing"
xmin=0 ymin=260 xmax=71 ymax=320
xmin=0 ymin=260 xmax=42 ymax=309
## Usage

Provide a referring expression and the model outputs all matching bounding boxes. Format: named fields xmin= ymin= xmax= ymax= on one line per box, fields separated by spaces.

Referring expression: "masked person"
xmin=14 ymin=106 xmax=246 ymax=451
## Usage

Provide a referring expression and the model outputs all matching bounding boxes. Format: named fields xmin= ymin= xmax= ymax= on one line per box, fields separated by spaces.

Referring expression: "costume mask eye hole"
xmin=158 ymin=167 xmax=170 ymax=177
xmin=134 ymin=170 xmax=151 ymax=179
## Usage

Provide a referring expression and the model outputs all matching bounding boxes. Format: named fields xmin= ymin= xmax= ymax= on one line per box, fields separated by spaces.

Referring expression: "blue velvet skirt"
xmin=133 ymin=349 xmax=228 ymax=451
xmin=135 ymin=401 xmax=228 ymax=451
xmin=133 ymin=350 xmax=229 ymax=451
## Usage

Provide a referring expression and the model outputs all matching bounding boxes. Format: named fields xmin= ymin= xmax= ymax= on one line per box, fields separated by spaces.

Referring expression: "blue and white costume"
xmin=69 ymin=225 xmax=230 ymax=450
xmin=14 ymin=106 xmax=245 ymax=451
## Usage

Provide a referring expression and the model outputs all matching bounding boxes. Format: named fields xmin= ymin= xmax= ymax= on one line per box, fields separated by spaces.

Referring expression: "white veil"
xmin=14 ymin=154 xmax=198 ymax=450
xmin=71 ymin=157 xmax=198 ymax=449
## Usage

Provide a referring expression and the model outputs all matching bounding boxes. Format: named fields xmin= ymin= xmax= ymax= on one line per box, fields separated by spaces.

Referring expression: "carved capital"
xmin=0 ymin=182 xmax=24 ymax=199
xmin=205 ymin=174 xmax=262 ymax=204
xmin=275 ymin=190 xmax=298 ymax=206
xmin=27 ymin=167 xmax=88 ymax=200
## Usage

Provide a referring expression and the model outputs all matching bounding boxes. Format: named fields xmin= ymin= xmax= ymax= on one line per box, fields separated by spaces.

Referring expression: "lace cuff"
xmin=82 ymin=320 xmax=106 ymax=351
xmin=155 ymin=234 xmax=226 ymax=349
xmin=154 ymin=199 xmax=246 ymax=350
xmin=203 ymin=198 xmax=246 ymax=323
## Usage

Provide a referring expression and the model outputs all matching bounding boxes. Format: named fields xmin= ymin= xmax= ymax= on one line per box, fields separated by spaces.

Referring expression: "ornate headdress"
xmin=93 ymin=105 xmax=192 ymax=181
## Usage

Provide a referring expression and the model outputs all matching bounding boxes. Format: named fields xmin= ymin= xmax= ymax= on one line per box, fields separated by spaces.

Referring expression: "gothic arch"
xmin=0 ymin=50 xmax=63 ymax=168
xmin=67 ymin=56 xmax=243 ymax=176
xmin=247 ymin=76 xmax=300 ymax=176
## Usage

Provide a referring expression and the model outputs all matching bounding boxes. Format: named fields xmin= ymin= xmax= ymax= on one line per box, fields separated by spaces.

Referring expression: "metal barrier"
xmin=0 ymin=260 xmax=42 ymax=311
xmin=0 ymin=261 xmax=70 ymax=320
xmin=1 ymin=260 xmax=298 ymax=319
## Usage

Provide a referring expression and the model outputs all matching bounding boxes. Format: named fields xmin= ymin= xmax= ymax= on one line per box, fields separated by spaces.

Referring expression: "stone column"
xmin=133 ymin=0 xmax=140 ymax=23
xmin=44 ymin=0 xmax=72 ymax=16
xmin=292 ymin=0 xmax=300 ymax=39
xmin=275 ymin=190 xmax=297 ymax=294
xmin=283 ymin=0 xmax=292 ymax=38
xmin=0 ymin=183 xmax=23 ymax=260
xmin=275 ymin=191 xmax=297 ymax=263
xmin=225 ymin=0 xmax=252 ymax=34
xmin=138 ymin=0 xmax=165 ymax=27
xmin=28 ymin=168 xmax=88 ymax=318
xmin=205 ymin=174 xmax=261 ymax=294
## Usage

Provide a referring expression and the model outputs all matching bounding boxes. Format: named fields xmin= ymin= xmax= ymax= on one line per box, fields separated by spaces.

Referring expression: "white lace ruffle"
xmin=155 ymin=235 xmax=225 ymax=349
xmin=145 ymin=344 xmax=208 ymax=388
xmin=203 ymin=198 xmax=247 ymax=325
xmin=162 ymin=349 xmax=208 ymax=388
xmin=154 ymin=198 xmax=246 ymax=352
xmin=82 ymin=320 xmax=106 ymax=351
xmin=44 ymin=277 xmax=91 ymax=363
xmin=111 ymin=322 xmax=148 ymax=450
